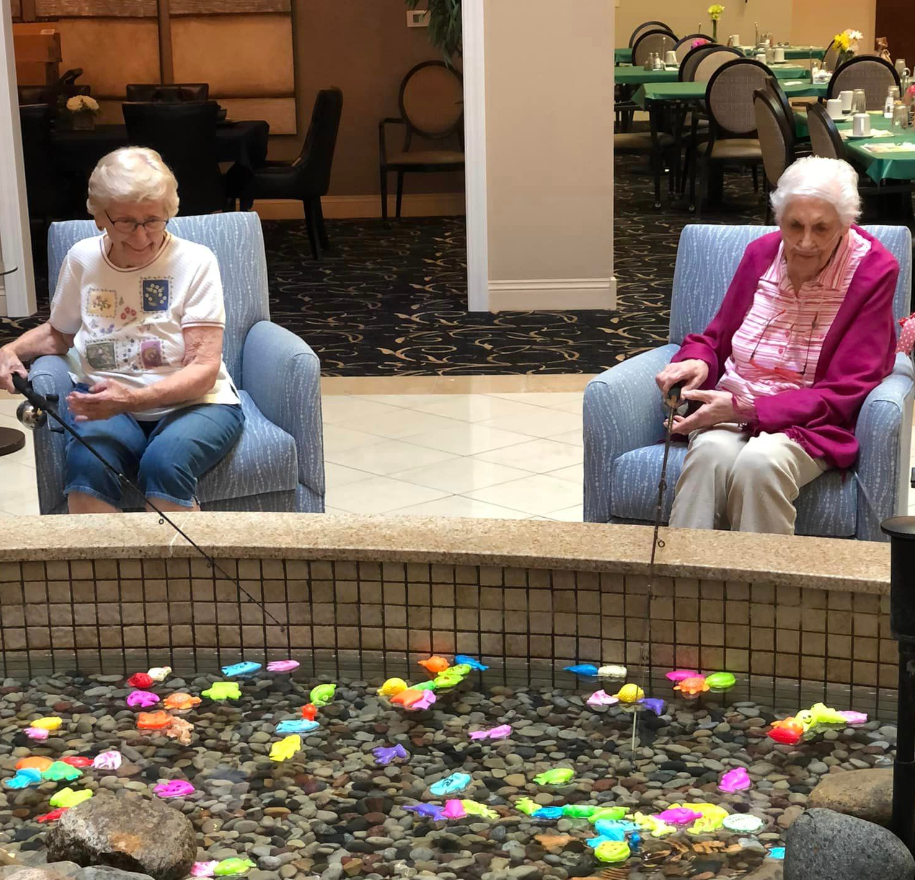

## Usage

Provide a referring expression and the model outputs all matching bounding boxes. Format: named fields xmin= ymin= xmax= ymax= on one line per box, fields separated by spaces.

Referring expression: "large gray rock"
xmin=785 ymin=808 xmax=915 ymax=880
xmin=0 ymin=871 xmax=75 ymax=880
xmin=76 ymin=869 xmax=155 ymax=880
xmin=807 ymin=768 xmax=894 ymax=826
xmin=46 ymin=792 xmax=195 ymax=880
xmin=743 ymin=864 xmax=783 ymax=880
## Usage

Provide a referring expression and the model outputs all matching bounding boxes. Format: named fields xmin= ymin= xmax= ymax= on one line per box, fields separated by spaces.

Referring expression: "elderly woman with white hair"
xmin=0 ymin=147 xmax=243 ymax=513
xmin=655 ymin=156 xmax=898 ymax=535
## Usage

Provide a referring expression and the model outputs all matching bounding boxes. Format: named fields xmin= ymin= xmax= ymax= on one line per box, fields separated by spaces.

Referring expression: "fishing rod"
xmin=12 ymin=372 xmax=286 ymax=632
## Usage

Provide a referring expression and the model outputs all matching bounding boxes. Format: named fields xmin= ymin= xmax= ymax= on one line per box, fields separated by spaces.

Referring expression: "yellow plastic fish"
xmin=31 ymin=717 xmax=62 ymax=731
xmin=377 ymin=678 xmax=408 ymax=697
xmin=269 ymin=735 xmax=301 ymax=762
xmin=809 ymin=703 xmax=847 ymax=725
xmin=794 ymin=709 xmax=816 ymax=730
xmin=202 ymin=682 xmax=241 ymax=701
xmin=686 ymin=803 xmax=729 ymax=834
xmin=613 ymin=684 xmax=645 ymax=704
xmin=49 ymin=787 xmax=93 ymax=808
xmin=461 ymin=800 xmax=498 ymax=819
xmin=632 ymin=811 xmax=677 ymax=838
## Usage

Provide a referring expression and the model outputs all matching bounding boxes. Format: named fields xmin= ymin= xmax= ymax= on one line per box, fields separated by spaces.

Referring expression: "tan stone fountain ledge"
xmin=0 ymin=514 xmax=890 ymax=594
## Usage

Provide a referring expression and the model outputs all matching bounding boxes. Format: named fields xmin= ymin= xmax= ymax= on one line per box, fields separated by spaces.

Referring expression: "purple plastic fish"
xmin=638 ymin=698 xmax=666 ymax=715
xmin=404 ymin=803 xmax=446 ymax=821
xmin=191 ymin=862 xmax=219 ymax=878
xmin=469 ymin=724 xmax=512 ymax=741
xmin=24 ymin=727 xmax=48 ymax=741
xmin=442 ymin=799 xmax=467 ymax=819
xmin=127 ymin=690 xmax=160 ymax=708
xmin=373 ymin=744 xmax=409 ymax=766
xmin=587 ymin=690 xmax=620 ymax=708
xmin=655 ymin=807 xmax=704 ymax=825
xmin=666 ymin=669 xmax=700 ymax=682
xmin=409 ymin=691 xmax=436 ymax=711
xmin=153 ymin=779 xmax=196 ymax=798
xmin=839 ymin=710 xmax=868 ymax=725
xmin=266 ymin=660 xmax=300 ymax=674
xmin=718 ymin=767 xmax=752 ymax=793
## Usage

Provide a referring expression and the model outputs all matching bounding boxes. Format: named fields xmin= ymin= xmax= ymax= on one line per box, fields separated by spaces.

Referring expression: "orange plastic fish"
xmin=768 ymin=719 xmax=806 ymax=745
xmin=16 ymin=757 xmax=53 ymax=772
xmin=390 ymin=689 xmax=424 ymax=708
xmin=418 ymin=656 xmax=450 ymax=674
xmin=163 ymin=693 xmax=202 ymax=712
xmin=301 ymin=704 xmax=318 ymax=721
xmin=137 ymin=711 xmax=173 ymax=730
xmin=674 ymin=676 xmax=710 ymax=696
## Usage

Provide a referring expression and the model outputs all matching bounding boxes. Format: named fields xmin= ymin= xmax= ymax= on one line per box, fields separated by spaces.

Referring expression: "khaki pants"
xmin=668 ymin=423 xmax=830 ymax=535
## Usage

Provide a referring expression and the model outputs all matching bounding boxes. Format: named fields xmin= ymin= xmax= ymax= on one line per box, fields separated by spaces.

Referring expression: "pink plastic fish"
xmin=718 ymin=767 xmax=752 ymax=793
xmin=587 ymin=690 xmax=620 ymax=708
xmin=655 ymin=807 xmax=704 ymax=826
xmin=266 ymin=660 xmax=300 ymax=673
xmin=191 ymin=862 xmax=219 ymax=878
xmin=469 ymin=724 xmax=512 ymax=741
xmin=92 ymin=750 xmax=122 ymax=770
xmin=665 ymin=669 xmax=700 ymax=682
xmin=153 ymin=779 xmax=196 ymax=798
xmin=839 ymin=710 xmax=868 ymax=725
xmin=127 ymin=690 xmax=161 ymax=708
xmin=443 ymin=799 xmax=467 ymax=819
xmin=24 ymin=727 xmax=48 ymax=741
xmin=410 ymin=691 xmax=436 ymax=711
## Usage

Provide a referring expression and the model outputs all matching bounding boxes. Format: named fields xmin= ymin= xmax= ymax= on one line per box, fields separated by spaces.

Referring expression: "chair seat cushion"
xmin=197 ymin=391 xmax=298 ymax=503
xmin=387 ymin=150 xmax=465 ymax=165
xmin=614 ymin=132 xmax=675 ymax=150
xmin=710 ymin=138 xmax=762 ymax=159
xmin=609 ymin=441 xmax=856 ymax=537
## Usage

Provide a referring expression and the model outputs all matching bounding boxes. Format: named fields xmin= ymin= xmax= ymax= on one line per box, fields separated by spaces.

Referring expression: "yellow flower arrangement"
xmin=708 ymin=4 xmax=725 ymax=20
xmin=66 ymin=95 xmax=99 ymax=114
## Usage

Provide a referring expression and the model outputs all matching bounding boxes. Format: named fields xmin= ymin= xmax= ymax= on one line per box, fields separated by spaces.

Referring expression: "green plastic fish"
xmin=449 ymin=664 xmax=473 ymax=676
xmin=590 ymin=806 xmax=629 ymax=823
xmin=515 ymin=797 xmax=541 ymax=816
xmin=269 ymin=735 xmax=301 ymax=763
xmin=534 ymin=768 xmax=575 ymax=786
xmin=433 ymin=670 xmax=465 ymax=689
xmin=202 ymin=682 xmax=241 ymax=701
xmin=461 ymin=800 xmax=498 ymax=819
xmin=594 ymin=841 xmax=630 ymax=863
xmin=41 ymin=761 xmax=83 ymax=782
xmin=214 ymin=858 xmax=257 ymax=876
xmin=562 ymin=804 xmax=599 ymax=818
xmin=809 ymin=702 xmax=848 ymax=725
xmin=309 ymin=684 xmax=336 ymax=707
xmin=411 ymin=680 xmax=438 ymax=692
xmin=705 ymin=671 xmax=737 ymax=691
xmin=49 ymin=787 xmax=93 ymax=808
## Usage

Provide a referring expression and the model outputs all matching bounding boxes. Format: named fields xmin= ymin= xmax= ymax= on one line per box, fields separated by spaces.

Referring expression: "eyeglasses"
xmin=749 ymin=310 xmax=819 ymax=379
xmin=105 ymin=210 xmax=168 ymax=235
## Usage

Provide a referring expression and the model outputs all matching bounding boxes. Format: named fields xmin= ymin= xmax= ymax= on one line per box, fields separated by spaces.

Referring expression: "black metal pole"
xmin=881 ymin=515 xmax=915 ymax=855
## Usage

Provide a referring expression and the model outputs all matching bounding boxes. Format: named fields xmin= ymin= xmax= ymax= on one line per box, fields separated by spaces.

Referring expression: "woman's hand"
xmin=67 ymin=379 xmax=136 ymax=422
xmin=655 ymin=359 xmax=709 ymax=403
xmin=670 ymin=389 xmax=737 ymax=435
xmin=0 ymin=346 xmax=27 ymax=393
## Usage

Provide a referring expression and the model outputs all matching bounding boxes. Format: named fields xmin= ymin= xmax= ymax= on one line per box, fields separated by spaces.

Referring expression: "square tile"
xmin=466 ymin=473 xmax=583 ymax=516
xmin=546 ymin=504 xmax=584 ymax=521
xmin=326 ymin=475 xmax=449 ymax=514
xmin=550 ymin=429 xmax=583 ymax=447
xmin=322 ymin=424 xmax=389 ymax=453
xmin=352 ymin=394 xmax=445 ymax=410
xmin=390 ymin=495 xmax=531 ymax=519
xmin=338 ymin=409 xmax=466 ymax=440
xmin=325 ymin=438 xmax=457 ymax=476
xmin=320 ymin=396 xmax=405 ymax=426
xmin=548 ymin=463 xmax=584 ymax=484
xmin=474 ymin=438 xmax=583 ymax=472
xmin=405 ymin=424 xmax=531 ymax=456
xmin=478 ymin=408 xmax=582 ymax=439
xmin=408 ymin=395 xmax=554 ymax=424
xmin=0 ymin=462 xmax=39 ymax=515
xmin=324 ymin=462 xmax=375 ymax=488
xmin=391 ymin=457 xmax=532 ymax=494
xmin=488 ymin=392 xmax=586 ymax=408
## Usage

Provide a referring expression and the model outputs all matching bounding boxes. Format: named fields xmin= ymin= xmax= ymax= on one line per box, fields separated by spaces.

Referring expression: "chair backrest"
xmin=122 ymin=101 xmax=224 ymax=215
xmin=47 ymin=213 xmax=271 ymax=386
xmin=679 ymin=43 xmax=720 ymax=81
xmin=753 ymin=88 xmax=795 ymax=187
xmin=293 ymin=87 xmax=344 ymax=196
xmin=693 ymin=46 xmax=743 ymax=82
xmin=806 ymin=102 xmax=846 ymax=159
xmin=629 ymin=20 xmax=674 ymax=48
xmin=398 ymin=61 xmax=463 ymax=140
xmin=632 ymin=29 xmax=677 ymax=67
xmin=669 ymin=224 xmax=912 ymax=345
xmin=822 ymin=39 xmax=841 ymax=73
xmin=19 ymin=104 xmax=70 ymax=218
xmin=766 ymin=75 xmax=794 ymax=125
xmin=706 ymin=58 xmax=771 ymax=136
xmin=674 ymin=34 xmax=714 ymax=63
xmin=827 ymin=56 xmax=900 ymax=110
xmin=126 ymin=83 xmax=209 ymax=103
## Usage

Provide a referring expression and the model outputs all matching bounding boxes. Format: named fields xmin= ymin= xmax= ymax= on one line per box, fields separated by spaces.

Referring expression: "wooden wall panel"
xmin=11 ymin=0 xmax=22 ymax=20
xmin=170 ymin=0 xmax=289 ymax=13
xmin=36 ymin=0 xmax=155 ymax=16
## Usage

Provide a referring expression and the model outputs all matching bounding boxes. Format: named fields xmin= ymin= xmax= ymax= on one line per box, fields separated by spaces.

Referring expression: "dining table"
xmin=615 ymin=45 xmax=825 ymax=64
xmin=832 ymin=112 xmax=915 ymax=183
xmin=616 ymin=63 xmax=811 ymax=86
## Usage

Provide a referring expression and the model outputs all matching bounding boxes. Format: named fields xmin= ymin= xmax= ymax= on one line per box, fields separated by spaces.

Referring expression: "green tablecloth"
xmin=835 ymin=113 xmax=915 ymax=182
xmin=616 ymin=48 xmax=633 ymax=64
xmin=633 ymin=80 xmax=826 ymax=107
xmin=615 ymin=45 xmax=824 ymax=64
xmin=616 ymin=64 xmax=809 ymax=86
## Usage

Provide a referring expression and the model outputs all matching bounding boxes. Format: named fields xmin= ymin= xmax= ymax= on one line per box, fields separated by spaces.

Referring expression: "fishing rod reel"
xmin=13 ymin=373 xmax=63 ymax=432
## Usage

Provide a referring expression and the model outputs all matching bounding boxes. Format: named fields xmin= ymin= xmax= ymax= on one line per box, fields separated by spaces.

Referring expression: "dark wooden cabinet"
xmin=876 ymin=0 xmax=915 ymax=75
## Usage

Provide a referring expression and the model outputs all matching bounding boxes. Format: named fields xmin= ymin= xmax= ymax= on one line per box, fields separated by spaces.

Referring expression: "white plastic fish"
xmin=587 ymin=690 xmax=620 ymax=708
xmin=147 ymin=666 xmax=172 ymax=682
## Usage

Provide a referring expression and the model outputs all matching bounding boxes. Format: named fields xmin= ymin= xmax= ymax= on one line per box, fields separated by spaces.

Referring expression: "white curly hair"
xmin=87 ymin=147 xmax=179 ymax=219
xmin=770 ymin=156 xmax=861 ymax=228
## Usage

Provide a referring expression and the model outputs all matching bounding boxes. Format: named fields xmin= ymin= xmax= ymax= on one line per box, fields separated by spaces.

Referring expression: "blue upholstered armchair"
xmin=31 ymin=213 xmax=325 ymax=514
xmin=584 ymin=224 xmax=914 ymax=541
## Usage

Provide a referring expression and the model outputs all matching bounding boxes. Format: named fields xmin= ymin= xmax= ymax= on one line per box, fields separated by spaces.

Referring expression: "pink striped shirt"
xmin=717 ymin=228 xmax=872 ymax=413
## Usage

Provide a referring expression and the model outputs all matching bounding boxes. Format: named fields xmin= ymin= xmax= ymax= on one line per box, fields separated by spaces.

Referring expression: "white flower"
xmin=846 ymin=29 xmax=863 ymax=41
xmin=65 ymin=95 xmax=99 ymax=113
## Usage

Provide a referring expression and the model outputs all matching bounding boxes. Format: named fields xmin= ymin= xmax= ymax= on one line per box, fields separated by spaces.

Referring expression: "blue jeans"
xmin=64 ymin=400 xmax=245 ymax=510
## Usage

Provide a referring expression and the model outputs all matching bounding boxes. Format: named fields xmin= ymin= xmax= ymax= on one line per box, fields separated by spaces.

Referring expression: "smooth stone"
xmin=807 ymin=768 xmax=895 ymax=827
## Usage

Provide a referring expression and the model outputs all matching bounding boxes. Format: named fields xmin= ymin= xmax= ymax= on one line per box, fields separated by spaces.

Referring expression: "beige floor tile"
xmin=432 ymin=376 xmax=539 ymax=395
xmin=321 ymin=376 xmax=440 ymax=396
xmin=322 ymin=424 xmax=391 ymax=453
xmin=551 ymin=397 xmax=584 ymax=414
xmin=548 ymin=463 xmax=584 ymax=485
xmin=546 ymin=504 xmax=584 ymax=522
xmin=324 ymin=506 xmax=351 ymax=515
xmin=390 ymin=495 xmax=531 ymax=519
xmin=477 ymin=408 xmax=583 ymax=439
xmin=487 ymin=392 xmax=587 ymax=407
xmin=474 ymin=438 xmax=583 ymax=472
xmin=326 ymin=475 xmax=449 ymax=515
xmin=325 ymin=438 xmax=457 ymax=476
xmin=466 ymin=473 xmax=583 ymax=516
xmin=324 ymin=462 xmax=376 ymax=488
xmin=551 ymin=429 xmax=583 ymax=447
xmin=406 ymin=394 xmax=555 ymax=424
xmin=352 ymin=394 xmax=446 ymax=411
xmin=0 ymin=462 xmax=39 ymax=515
xmin=405 ymin=424 xmax=531 ymax=456
xmin=390 ymin=457 xmax=532 ymax=494
xmin=0 ymin=416 xmax=35 ymax=469
xmin=338 ymin=409 xmax=466 ymax=441
xmin=320 ymin=396 xmax=406 ymax=425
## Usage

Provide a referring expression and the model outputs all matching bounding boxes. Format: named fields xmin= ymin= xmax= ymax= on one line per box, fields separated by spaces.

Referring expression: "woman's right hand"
xmin=0 ymin=346 xmax=26 ymax=393
xmin=655 ymin=359 xmax=709 ymax=401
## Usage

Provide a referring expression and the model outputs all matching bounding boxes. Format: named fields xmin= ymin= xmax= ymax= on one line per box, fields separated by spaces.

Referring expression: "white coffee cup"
xmin=773 ymin=47 xmax=785 ymax=63
xmin=826 ymin=98 xmax=844 ymax=119
xmin=839 ymin=90 xmax=854 ymax=112
xmin=728 ymin=34 xmax=740 ymax=47
xmin=852 ymin=112 xmax=871 ymax=136
xmin=755 ymin=52 xmax=766 ymax=63
xmin=665 ymin=50 xmax=677 ymax=66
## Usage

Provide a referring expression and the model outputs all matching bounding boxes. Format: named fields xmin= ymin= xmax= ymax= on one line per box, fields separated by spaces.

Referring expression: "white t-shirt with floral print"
xmin=49 ymin=232 xmax=239 ymax=421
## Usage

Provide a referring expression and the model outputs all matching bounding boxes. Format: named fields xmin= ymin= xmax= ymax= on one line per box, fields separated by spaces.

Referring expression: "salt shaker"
xmin=885 ymin=86 xmax=901 ymax=119
xmin=893 ymin=101 xmax=908 ymax=131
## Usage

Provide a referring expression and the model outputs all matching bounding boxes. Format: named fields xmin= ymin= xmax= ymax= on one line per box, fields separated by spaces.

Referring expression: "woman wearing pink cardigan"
xmin=655 ymin=157 xmax=899 ymax=535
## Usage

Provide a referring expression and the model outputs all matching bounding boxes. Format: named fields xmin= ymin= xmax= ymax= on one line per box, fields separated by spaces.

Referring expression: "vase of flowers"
xmin=708 ymin=5 xmax=724 ymax=42
xmin=832 ymin=28 xmax=863 ymax=68
xmin=66 ymin=95 xmax=99 ymax=130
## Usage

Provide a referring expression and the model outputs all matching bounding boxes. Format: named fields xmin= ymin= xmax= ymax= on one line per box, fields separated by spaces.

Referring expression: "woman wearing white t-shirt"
xmin=0 ymin=147 xmax=244 ymax=513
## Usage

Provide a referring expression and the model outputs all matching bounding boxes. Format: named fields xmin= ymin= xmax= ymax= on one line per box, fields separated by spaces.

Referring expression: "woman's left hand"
xmin=669 ymin=389 xmax=737 ymax=435
xmin=67 ymin=380 xmax=136 ymax=422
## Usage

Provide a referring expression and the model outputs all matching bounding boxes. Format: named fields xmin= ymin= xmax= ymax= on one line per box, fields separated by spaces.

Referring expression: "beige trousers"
xmin=668 ymin=423 xmax=829 ymax=535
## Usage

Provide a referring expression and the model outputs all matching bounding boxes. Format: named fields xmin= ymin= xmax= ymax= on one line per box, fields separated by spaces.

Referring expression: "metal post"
xmin=881 ymin=515 xmax=915 ymax=854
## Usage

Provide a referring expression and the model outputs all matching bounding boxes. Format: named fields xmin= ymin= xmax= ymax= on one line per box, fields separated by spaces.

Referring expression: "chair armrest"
xmin=28 ymin=354 xmax=74 ymax=515
xmin=855 ymin=352 xmax=914 ymax=541
xmin=583 ymin=343 xmax=680 ymax=522
xmin=379 ymin=117 xmax=405 ymax=165
xmin=242 ymin=321 xmax=325 ymax=498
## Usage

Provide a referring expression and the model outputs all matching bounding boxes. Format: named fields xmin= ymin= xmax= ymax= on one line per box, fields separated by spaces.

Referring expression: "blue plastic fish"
xmin=276 ymin=719 xmax=320 ymax=734
xmin=629 ymin=831 xmax=642 ymax=854
xmin=4 ymin=769 xmax=42 ymax=789
xmin=373 ymin=744 xmax=408 ymax=766
xmin=221 ymin=661 xmax=262 ymax=677
xmin=429 ymin=772 xmax=473 ymax=797
xmin=638 ymin=697 xmax=666 ymax=715
xmin=404 ymin=803 xmax=446 ymax=821
xmin=564 ymin=664 xmax=599 ymax=676
xmin=595 ymin=819 xmax=639 ymax=837
xmin=769 ymin=848 xmax=786 ymax=860
xmin=531 ymin=807 xmax=564 ymax=820
xmin=454 ymin=654 xmax=489 ymax=671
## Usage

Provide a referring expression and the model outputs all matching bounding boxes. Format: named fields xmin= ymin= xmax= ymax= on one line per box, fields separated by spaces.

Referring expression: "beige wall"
xmin=484 ymin=0 xmax=614 ymax=306
xmin=791 ymin=0 xmax=877 ymax=52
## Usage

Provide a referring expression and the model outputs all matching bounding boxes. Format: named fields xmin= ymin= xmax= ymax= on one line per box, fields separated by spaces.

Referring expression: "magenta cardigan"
xmin=671 ymin=225 xmax=899 ymax=469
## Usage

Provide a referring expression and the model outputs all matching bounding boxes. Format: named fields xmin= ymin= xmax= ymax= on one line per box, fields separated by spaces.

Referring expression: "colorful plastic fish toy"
xmin=202 ymin=682 xmax=241 ymax=701
xmin=768 ymin=718 xmax=806 ymax=745
xmin=532 ymin=807 xmax=564 ymax=820
xmin=61 ymin=756 xmax=92 ymax=768
xmin=769 ymin=848 xmax=786 ymax=860
xmin=674 ymin=676 xmax=710 ymax=696
xmin=127 ymin=673 xmax=154 ymax=689
xmin=164 ymin=693 xmax=202 ymax=712
xmin=665 ymin=669 xmax=700 ymax=682
xmin=30 ymin=716 xmax=62 ymax=731
xmin=590 ymin=806 xmax=629 ymax=822
xmin=214 ymin=858 xmax=256 ymax=876
xmin=309 ymin=684 xmax=336 ymax=707
xmin=377 ymin=678 xmax=408 ymax=697
xmin=655 ymin=806 xmax=704 ymax=826
xmin=137 ymin=711 xmax=173 ymax=730
xmin=410 ymin=690 xmax=436 ymax=711
xmin=686 ymin=803 xmax=729 ymax=834
xmin=373 ymin=744 xmax=409 ymax=766
xmin=266 ymin=660 xmax=300 ymax=674
xmin=154 ymin=779 xmax=196 ymax=798
xmin=613 ymin=684 xmax=645 ymax=704
xmin=594 ymin=819 xmax=639 ymax=838
xmin=723 ymin=813 xmax=765 ymax=833
xmin=719 ymin=767 xmax=752 ymax=793
xmin=433 ymin=670 xmax=466 ymax=689
xmin=562 ymin=805 xmax=599 ymax=819
xmin=454 ymin=654 xmax=488 ymax=671
xmin=534 ymin=768 xmax=575 ymax=786
xmin=594 ymin=841 xmax=630 ymax=863
xmin=598 ymin=664 xmax=628 ymax=678
xmin=840 ymin=710 xmax=868 ymax=725
xmin=418 ymin=656 xmax=450 ymax=674
xmin=587 ymin=690 xmax=620 ymax=708
xmin=411 ymin=681 xmax=438 ymax=692
xmin=631 ymin=812 xmax=676 ymax=838
xmin=461 ymin=800 xmax=498 ymax=819
xmin=42 ymin=761 xmax=83 ymax=782
xmin=50 ymin=788 xmax=93 ymax=808
xmin=589 ymin=829 xmax=625 ymax=845
xmin=564 ymin=664 xmax=599 ymax=676
xmin=147 ymin=666 xmax=172 ymax=682
xmin=93 ymin=750 xmax=122 ymax=770
xmin=468 ymin=724 xmax=512 ymax=741
xmin=443 ymin=799 xmax=467 ymax=819
xmin=638 ymin=698 xmax=666 ymax=715
xmin=515 ymin=797 xmax=540 ymax=816
xmin=36 ymin=808 xmax=68 ymax=823
xmin=277 ymin=719 xmax=319 ymax=735
xmin=164 ymin=717 xmax=194 ymax=745
xmin=390 ymin=689 xmax=424 ymax=708
xmin=404 ymin=803 xmax=446 ymax=821
xmin=16 ymin=757 xmax=52 ymax=772
xmin=269 ymin=735 xmax=301 ymax=763
xmin=4 ymin=769 xmax=42 ymax=789
xmin=301 ymin=704 xmax=318 ymax=721
xmin=705 ymin=671 xmax=737 ymax=690
xmin=127 ymin=690 xmax=161 ymax=708
xmin=430 ymin=772 xmax=473 ymax=797
xmin=191 ymin=862 xmax=219 ymax=878
xmin=24 ymin=727 xmax=49 ymax=740
xmin=809 ymin=702 xmax=851 ymax=725
xmin=221 ymin=662 xmax=262 ymax=677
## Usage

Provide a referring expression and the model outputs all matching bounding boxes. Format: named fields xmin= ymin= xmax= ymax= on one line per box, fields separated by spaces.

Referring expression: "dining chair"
xmin=678 ymin=44 xmax=721 ymax=82
xmin=19 ymin=104 xmax=78 ymax=223
xmin=821 ymin=40 xmax=841 ymax=73
xmin=806 ymin=102 xmax=845 ymax=159
xmin=378 ymin=61 xmax=464 ymax=220
xmin=629 ymin=20 xmax=674 ymax=48
xmin=122 ymin=101 xmax=227 ymax=215
xmin=229 ymin=88 xmax=344 ymax=260
xmin=674 ymin=34 xmax=715 ymax=63
xmin=125 ymin=83 xmax=209 ymax=102
xmin=693 ymin=46 xmax=743 ymax=81
xmin=632 ymin=29 xmax=678 ymax=67
xmin=827 ymin=56 xmax=900 ymax=110
xmin=753 ymin=88 xmax=797 ymax=220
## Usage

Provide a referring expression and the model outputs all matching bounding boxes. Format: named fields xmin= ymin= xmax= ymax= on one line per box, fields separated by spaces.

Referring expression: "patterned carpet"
xmin=0 ymin=158 xmax=787 ymax=376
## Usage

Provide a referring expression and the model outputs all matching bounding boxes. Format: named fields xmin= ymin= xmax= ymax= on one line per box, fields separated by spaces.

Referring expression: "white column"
xmin=0 ymin=1 xmax=37 ymax=318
